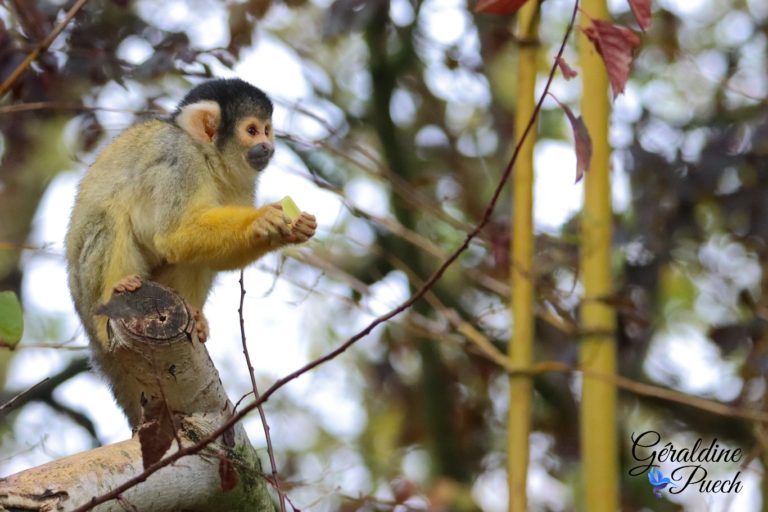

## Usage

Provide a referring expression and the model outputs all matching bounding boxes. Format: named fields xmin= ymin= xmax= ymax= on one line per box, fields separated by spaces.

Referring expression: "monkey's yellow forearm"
xmin=155 ymin=206 xmax=278 ymax=270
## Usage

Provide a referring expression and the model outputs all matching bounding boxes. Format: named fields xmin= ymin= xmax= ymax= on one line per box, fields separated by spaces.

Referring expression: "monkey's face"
xmin=173 ymin=80 xmax=276 ymax=174
xmin=235 ymin=116 xmax=274 ymax=172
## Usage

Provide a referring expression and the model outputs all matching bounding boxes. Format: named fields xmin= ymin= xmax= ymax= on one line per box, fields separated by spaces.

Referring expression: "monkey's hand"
xmin=286 ymin=211 xmax=316 ymax=244
xmin=250 ymin=204 xmax=293 ymax=245
xmin=251 ymin=204 xmax=316 ymax=246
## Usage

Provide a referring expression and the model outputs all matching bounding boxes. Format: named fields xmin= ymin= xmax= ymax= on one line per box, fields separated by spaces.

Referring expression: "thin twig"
xmin=280 ymin=132 xmax=476 ymax=236
xmin=0 ymin=101 xmax=161 ymax=115
xmin=439 ymin=310 xmax=768 ymax=425
xmin=0 ymin=0 xmax=90 ymax=98
xmin=0 ymin=378 xmax=50 ymax=414
xmin=0 ymin=343 xmax=88 ymax=351
xmin=238 ymin=270 xmax=287 ymax=512
xmin=0 ymin=357 xmax=89 ymax=419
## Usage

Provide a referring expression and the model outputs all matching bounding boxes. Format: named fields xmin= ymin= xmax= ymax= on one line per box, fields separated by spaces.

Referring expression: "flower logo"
xmin=648 ymin=467 xmax=673 ymax=498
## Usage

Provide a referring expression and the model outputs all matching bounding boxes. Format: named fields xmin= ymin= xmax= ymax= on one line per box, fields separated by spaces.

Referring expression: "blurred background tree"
xmin=0 ymin=0 xmax=766 ymax=510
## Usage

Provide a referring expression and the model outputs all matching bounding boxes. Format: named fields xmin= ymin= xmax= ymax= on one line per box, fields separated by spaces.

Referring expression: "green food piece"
xmin=0 ymin=291 xmax=23 ymax=348
xmin=281 ymin=195 xmax=301 ymax=221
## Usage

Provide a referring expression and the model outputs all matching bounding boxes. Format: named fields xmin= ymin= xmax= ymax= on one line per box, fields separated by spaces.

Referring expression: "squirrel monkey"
xmin=66 ymin=79 xmax=316 ymax=426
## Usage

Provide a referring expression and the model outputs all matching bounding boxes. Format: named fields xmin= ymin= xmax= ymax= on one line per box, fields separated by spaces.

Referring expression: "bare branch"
xmin=0 ymin=358 xmax=88 ymax=419
xmin=0 ymin=0 xmax=90 ymax=98
xmin=238 ymin=270 xmax=287 ymax=512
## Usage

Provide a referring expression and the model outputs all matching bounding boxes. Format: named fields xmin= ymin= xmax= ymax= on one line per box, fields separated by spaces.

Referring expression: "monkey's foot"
xmin=113 ymin=274 xmax=143 ymax=294
xmin=287 ymin=212 xmax=317 ymax=244
xmin=193 ymin=308 xmax=209 ymax=342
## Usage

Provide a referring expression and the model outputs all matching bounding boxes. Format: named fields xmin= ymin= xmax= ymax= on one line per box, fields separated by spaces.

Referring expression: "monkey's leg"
xmin=100 ymin=219 xmax=151 ymax=303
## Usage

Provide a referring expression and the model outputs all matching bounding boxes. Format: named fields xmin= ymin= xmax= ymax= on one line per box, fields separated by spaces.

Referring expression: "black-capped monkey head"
xmin=172 ymin=78 xmax=275 ymax=172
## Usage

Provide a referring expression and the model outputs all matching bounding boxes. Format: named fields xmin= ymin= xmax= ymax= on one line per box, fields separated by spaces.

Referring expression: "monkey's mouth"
xmin=247 ymin=144 xmax=274 ymax=172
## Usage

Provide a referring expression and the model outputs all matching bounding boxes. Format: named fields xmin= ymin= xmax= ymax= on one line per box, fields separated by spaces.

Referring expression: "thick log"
xmin=0 ymin=282 xmax=274 ymax=512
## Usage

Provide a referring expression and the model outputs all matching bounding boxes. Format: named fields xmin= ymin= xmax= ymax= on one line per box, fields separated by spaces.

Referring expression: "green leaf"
xmin=0 ymin=291 xmax=23 ymax=348
xmin=280 ymin=195 xmax=301 ymax=221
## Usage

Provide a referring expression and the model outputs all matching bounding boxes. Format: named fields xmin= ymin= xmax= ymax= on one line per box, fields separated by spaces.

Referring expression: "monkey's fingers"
xmin=251 ymin=206 xmax=292 ymax=242
xmin=299 ymin=211 xmax=316 ymax=223
xmin=294 ymin=212 xmax=317 ymax=233
xmin=287 ymin=212 xmax=317 ymax=244
xmin=113 ymin=274 xmax=143 ymax=294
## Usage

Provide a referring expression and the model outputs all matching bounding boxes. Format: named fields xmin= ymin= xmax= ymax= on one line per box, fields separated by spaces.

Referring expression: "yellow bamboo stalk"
xmin=507 ymin=2 xmax=540 ymax=510
xmin=578 ymin=0 xmax=618 ymax=508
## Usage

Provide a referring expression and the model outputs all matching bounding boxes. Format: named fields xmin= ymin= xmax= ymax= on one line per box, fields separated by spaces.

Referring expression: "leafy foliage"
xmin=629 ymin=0 xmax=652 ymax=31
xmin=549 ymin=93 xmax=592 ymax=183
xmin=0 ymin=291 xmax=23 ymax=347
xmin=583 ymin=19 xmax=641 ymax=97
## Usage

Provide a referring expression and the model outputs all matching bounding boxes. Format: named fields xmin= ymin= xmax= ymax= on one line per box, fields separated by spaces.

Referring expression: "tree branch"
xmin=0 ymin=0 xmax=90 ymax=98
xmin=238 ymin=270 xmax=286 ymax=512
xmin=0 ymin=282 xmax=273 ymax=512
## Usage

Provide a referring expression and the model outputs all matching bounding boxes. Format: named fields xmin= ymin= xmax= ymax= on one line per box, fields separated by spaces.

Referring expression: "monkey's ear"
xmin=176 ymin=101 xmax=220 ymax=144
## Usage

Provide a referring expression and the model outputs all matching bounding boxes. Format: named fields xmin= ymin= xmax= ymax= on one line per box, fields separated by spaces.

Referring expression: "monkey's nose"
xmin=247 ymin=143 xmax=274 ymax=171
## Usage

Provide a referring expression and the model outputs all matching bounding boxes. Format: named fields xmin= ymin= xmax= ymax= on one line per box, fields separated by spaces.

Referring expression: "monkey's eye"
xmin=265 ymin=125 xmax=271 ymax=136
xmin=247 ymin=125 xmax=258 ymax=136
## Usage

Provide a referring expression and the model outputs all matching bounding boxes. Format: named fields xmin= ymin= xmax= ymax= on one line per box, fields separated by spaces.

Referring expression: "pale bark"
xmin=0 ymin=282 xmax=274 ymax=512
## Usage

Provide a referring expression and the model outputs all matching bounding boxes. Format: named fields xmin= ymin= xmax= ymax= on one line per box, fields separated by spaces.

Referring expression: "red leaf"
xmin=219 ymin=459 xmax=240 ymax=491
xmin=628 ymin=0 xmax=652 ymax=31
xmin=549 ymin=94 xmax=592 ymax=183
xmin=556 ymin=56 xmax=578 ymax=80
xmin=487 ymin=220 xmax=510 ymax=270
xmin=583 ymin=20 xmax=641 ymax=97
xmin=474 ymin=0 xmax=529 ymax=15
xmin=138 ymin=398 xmax=175 ymax=468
